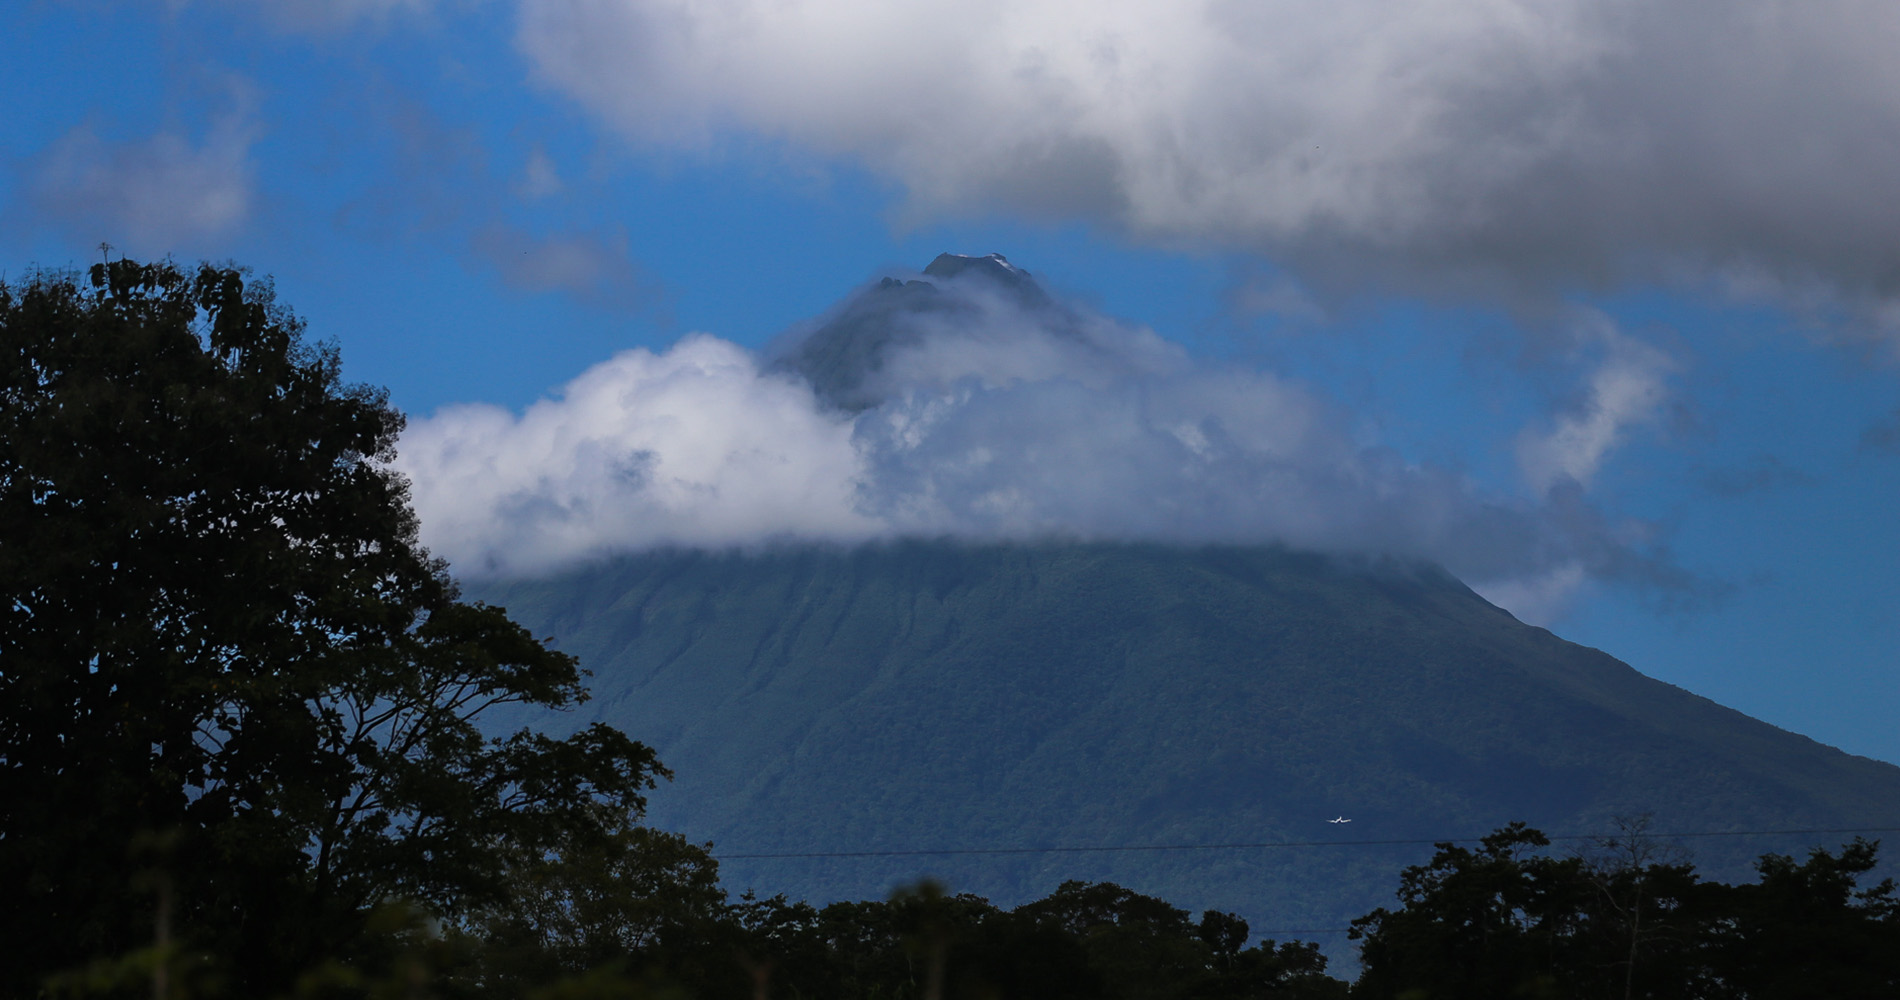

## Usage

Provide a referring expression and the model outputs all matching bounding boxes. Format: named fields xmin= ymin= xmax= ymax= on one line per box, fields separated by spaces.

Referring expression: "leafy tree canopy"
xmin=1350 ymin=821 xmax=1900 ymax=1000
xmin=0 ymin=260 xmax=665 ymax=994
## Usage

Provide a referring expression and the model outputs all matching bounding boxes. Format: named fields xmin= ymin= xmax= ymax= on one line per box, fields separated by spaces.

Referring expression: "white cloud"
xmin=517 ymin=0 xmax=1900 ymax=327
xmin=396 ymin=335 xmax=875 ymax=576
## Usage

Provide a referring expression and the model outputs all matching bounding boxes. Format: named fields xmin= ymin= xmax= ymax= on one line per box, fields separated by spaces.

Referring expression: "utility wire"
xmin=711 ymin=826 xmax=1900 ymax=861
xmin=1251 ymin=928 xmax=1355 ymax=936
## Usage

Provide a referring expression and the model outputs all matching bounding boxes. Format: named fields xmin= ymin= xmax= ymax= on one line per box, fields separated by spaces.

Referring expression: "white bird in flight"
xmin=1329 ymin=816 xmax=1352 ymax=824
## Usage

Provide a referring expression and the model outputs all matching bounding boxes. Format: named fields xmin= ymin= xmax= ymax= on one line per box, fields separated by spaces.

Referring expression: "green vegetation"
xmin=468 ymin=544 xmax=1900 ymax=940
xmin=4 ymin=260 xmax=1895 ymax=997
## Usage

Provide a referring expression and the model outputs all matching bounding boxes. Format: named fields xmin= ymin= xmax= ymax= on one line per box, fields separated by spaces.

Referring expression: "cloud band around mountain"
xmin=396 ymin=258 xmax=1691 ymax=621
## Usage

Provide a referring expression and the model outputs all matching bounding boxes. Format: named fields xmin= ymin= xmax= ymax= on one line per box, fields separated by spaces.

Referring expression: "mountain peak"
xmin=770 ymin=252 xmax=1070 ymax=411
xmin=924 ymin=252 xmax=1029 ymax=282
xmin=922 ymin=252 xmax=1050 ymax=309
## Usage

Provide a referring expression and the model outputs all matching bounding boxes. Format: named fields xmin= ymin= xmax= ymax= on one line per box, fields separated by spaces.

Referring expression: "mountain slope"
xmin=467 ymin=541 xmax=1900 ymax=940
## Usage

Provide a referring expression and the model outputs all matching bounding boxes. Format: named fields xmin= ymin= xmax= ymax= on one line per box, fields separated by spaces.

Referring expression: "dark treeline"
xmin=1350 ymin=822 xmax=1899 ymax=1000
xmin=461 ymin=856 xmax=1347 ymax=1000
xmin=438 ymin=822 xmax=1900 ymax=1000
xmin=3 ymin=261 xmax=1896 ymax=999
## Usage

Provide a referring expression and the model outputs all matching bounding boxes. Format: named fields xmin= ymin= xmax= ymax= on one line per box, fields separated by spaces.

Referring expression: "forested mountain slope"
xmin=467 ymin=541 xmax=1900 ymax=941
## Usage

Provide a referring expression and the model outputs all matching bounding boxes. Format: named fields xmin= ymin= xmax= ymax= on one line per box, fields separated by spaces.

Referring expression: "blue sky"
xmin=6 ymin=0 xmax=1898 ymax=765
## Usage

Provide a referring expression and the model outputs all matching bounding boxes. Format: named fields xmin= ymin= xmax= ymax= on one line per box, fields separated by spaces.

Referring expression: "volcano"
xmin=457 ymin=255 xmax=1900 ymax=947
xmin=468 ymin=540 xmax=1900 ymax=943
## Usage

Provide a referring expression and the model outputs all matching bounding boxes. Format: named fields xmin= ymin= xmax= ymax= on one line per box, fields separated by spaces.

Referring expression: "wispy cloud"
xmin=27 ymin=102 xmax=258 ymax=254
xmin=518 ymin=0 xmax=1900 ymax=335
xmin=336 ymin=97 xmax=661 ymax=315
xmin=470 ymin=223 xmax=655 ymax=313
xmin=1516 ymin=311 xmax=1678 ymax=495
xmin=516 ymin=147 xmax=564 ymax=201
xmin=230 ymin=0 xmax=436 ymax=33
xmin=1863 ymin=409 xmax=1900 ymax=456
xmin=1697 ymin=454 xmax=1815 ymax=498
xmin=1472 ymin=563 xmax=1587 ymax=629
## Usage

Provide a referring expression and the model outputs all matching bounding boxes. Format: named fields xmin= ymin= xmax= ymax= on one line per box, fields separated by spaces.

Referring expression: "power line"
xmin=1251 ymin=928 xmax=1355 ymax=936
xmin=711 ymin=826 xmax=1900 ymax=861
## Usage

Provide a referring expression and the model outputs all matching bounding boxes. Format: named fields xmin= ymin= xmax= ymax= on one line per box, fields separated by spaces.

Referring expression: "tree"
xmin=0 ymin=260 xmax=665 ymax=994
xmin=1707 ymin=838 xmax=1900 ymax=999
xmin=1008 ymin=881 xmax=1344 ymax=1000
xmin=456 ymin=827 xmax=728 ymax=996
xmin=1350 ymin=823 xmax=1590 ymax=999
xmin=1574 ymin=815 xmax=1707 ymax=1000
xmin=1349 ymin=822 xmax=1900 ymax=1000
xmin=1016 ymin=880 xmax=1208 ymax=998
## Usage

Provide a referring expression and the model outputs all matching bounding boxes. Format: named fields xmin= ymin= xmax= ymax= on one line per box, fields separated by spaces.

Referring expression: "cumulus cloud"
xmin=397 ymin=334 xmax=873 ymax=576
xmin=28 ymin=108 xmax=257 ymax=254
xmin=398 ymin=258 xmax=1690 ymax=618
xmin=517 ymin=0 xmax=1900 ymax=330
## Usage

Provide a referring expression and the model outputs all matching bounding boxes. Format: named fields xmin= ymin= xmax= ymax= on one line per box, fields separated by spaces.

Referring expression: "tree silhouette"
xmin=0 ymin=260 xmax=664 ymax=993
